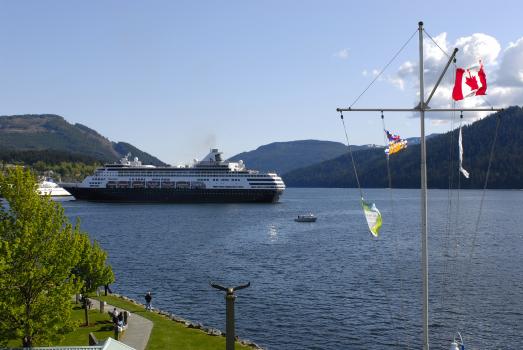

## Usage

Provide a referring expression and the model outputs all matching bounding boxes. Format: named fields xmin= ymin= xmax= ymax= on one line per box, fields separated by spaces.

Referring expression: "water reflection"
xmin=268 ymin=224 xmax=278 ymax=242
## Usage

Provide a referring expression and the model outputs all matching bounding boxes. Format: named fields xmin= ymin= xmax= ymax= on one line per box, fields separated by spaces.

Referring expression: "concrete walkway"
xmin=99 ymin=300 xmax=153 ymax=350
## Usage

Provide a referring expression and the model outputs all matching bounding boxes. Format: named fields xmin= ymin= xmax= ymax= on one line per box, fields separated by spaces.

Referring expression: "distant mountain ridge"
xmin=0 ymin=114 xmax=167 ymax=166
xmin=283 ymin=106 xmax=523 ymax=189
xmin=229 ymin=140 xmax=378 ymax=175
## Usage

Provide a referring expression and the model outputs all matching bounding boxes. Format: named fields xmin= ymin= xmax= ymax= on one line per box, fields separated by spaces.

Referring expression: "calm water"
xmin=61 ymin=188 xmax=523 ymax=349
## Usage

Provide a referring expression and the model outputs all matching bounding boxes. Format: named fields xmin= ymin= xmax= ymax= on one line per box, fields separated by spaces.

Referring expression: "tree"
xmin=0 ymin=167 xmax=83 ymax=347
xmin=74 ymin=234 xmax=115 ymax=326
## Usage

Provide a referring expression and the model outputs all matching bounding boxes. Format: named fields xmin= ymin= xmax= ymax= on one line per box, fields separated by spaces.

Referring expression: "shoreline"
xmin=100 ymin=293 xmax=264 ymax=350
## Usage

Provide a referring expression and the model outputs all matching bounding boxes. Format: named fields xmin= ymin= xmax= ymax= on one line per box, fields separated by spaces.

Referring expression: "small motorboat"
xmin=295 ymin=213 xmax=317 ymax=222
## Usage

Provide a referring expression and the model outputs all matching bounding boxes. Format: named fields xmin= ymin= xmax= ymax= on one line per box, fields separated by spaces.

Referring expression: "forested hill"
xmin=229 ymin=140 xmax=377 ymax=175
xmin=0 ymin=114 xmax=166 ymax=166
xmin=283 ymin=106 xmax=523 ymax=189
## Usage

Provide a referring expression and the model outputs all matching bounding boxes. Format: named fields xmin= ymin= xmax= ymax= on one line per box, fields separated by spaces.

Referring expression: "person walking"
xmin=104 ymin=284 xmax=112 ymax=296
xmin=145 ymin=291 xmax=152 ymax=311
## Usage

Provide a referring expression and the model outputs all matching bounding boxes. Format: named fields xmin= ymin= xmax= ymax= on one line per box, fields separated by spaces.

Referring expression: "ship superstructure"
xmin=62 ymin=149 xmax=285 ymax=203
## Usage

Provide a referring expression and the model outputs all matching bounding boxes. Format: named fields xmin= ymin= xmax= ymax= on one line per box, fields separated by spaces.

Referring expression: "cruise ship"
xmin=62 ymin=149 xmax=285 ymax=203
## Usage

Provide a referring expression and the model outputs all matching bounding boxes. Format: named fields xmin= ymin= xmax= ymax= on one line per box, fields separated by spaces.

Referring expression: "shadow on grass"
xmin=95 ymin=320 xmax=114 ymax=332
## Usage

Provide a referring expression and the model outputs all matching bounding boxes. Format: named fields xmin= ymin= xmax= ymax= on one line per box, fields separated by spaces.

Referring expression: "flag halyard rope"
xmin=349 ymin=29 xmax=418 ymax=108
xmin=340 ymin=112 xmax=404 ymax=348
xmin=455 ymin=112 xmax=502 ymax=332
xmin=340 ymin=113 xmax=363 ymax=199
xmin=380 ymin=112 xmax=413 ymax=350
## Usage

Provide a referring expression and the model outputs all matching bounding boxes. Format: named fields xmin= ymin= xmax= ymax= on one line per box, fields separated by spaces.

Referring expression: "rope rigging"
xmin=418 ymin=32 xmax=500 ymax=340
xmin=349 ymin=29 xmax=418 ymax=108
xmin=435 ymin=108 xmax=503 ymax=341
xmin=439 ymin=106 xmax=459 ymax=321
xmin=339 ymin=112 xmax=363 ymax=199
xmin=379 ymin=111 xmax=413 ymax=349
xmin=339 ymin=112 xmax=405 ymax=348
xmin=337 ymin=21 xmax=506 ymax=348
xmin=454 ymin=112 xmax=502 ymax=333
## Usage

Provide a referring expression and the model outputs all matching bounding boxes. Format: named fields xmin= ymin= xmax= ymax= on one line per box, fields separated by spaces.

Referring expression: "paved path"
xmin=99 ymin=299 xmax=153 ymax=350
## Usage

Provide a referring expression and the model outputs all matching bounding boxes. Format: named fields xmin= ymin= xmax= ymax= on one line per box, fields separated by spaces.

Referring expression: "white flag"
xmin=459 ymin=126 xmax=469 ymax=178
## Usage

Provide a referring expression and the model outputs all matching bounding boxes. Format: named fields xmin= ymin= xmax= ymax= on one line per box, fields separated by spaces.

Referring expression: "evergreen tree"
xmin=0 ymin=167 xmax=82 ymax=347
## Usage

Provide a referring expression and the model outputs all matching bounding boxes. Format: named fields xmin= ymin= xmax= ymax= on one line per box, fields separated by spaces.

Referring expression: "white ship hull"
xmin=62 ymin=149 xmax=285 ymax=203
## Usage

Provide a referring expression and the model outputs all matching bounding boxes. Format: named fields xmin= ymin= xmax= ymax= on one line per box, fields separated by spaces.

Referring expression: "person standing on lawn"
xmin=145 ymin=291 xmax=152 ymax=311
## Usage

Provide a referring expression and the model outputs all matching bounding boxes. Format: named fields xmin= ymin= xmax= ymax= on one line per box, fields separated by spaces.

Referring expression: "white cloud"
xmin=388 ymin=76 xmax=405 ymax=90
xmin=425 ymin=32 xmax=449 ymax=67
xmin=334 ymin=48 xmax=350 ymax=60
xmin=398 ymin=61 xmax=416 ymax=77
xmin=362 ymin=68 xmax=382 ymax=79
xmin=387 ymin=32 xmax=521 ymax=121
xmin=454 ymin=33 xmax=500 ymax=67
xmin=496 ymin=37 xmax=523 ymax=86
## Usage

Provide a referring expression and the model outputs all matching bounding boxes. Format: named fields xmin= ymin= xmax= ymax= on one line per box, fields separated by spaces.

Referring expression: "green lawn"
xmin=6 ymin=303 xmax=114 ymax=347
xmin=59 ymin=304 xmax=114 ymax=345
xmin=96 ymin=295 xmax=252 ymax=350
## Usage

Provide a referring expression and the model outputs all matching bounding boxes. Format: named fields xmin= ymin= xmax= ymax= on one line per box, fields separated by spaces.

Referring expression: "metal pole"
xmin=334 ymin=21 xmax=505 ymax=350
xmin=225 ymin=290 xmax=236 ymax=350
xmin=211 ymin=282 xmax=250 ymax=350
xmin=419 ymin=21 xmax=430 ymax=350
xmin=425 ymin=48 xmax=459 ymax=107
xmin=336 ymin=107 xmax=503 ymax=112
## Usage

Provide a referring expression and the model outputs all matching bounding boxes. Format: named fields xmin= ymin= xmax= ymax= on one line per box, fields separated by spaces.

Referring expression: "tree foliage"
xmin=284 ymin=106 xmax=523 ymax=189
xmin=0 ymin=114 xmax=167 ymax=166
xmin=0 ymin=167 xmax=82 ymax=347
xmin=31 ymin=161 xmax=101 ymax=182
xmin=74 ymin=233 xmax=115 ymax=325
xmin=0 ymin=167 xmax=114 ymax=346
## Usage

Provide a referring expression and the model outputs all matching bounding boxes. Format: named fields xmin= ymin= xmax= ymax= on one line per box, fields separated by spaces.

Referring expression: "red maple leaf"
xmin=465 ymin=69 xmax=479 ymax=91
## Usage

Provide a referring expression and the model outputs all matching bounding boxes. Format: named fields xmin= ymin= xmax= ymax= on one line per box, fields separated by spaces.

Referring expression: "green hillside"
xmin=112 ymin=142 xmax=167 ymax=166
xmin=0 ymin=114 xmax=166 ymax=166
xmin=283 ymin=106 xmax=523 ymax=189
xmin=229 ymin=140 xmax=375 ymax=174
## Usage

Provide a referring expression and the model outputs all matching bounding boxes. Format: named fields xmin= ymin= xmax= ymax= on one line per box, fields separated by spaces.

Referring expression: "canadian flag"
xmin=452 ymin=61 xmax=487 ymax=101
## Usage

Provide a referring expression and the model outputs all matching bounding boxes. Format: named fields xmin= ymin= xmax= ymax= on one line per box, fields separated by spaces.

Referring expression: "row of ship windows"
xmin=211 ymin=186 xmax=245 ymax=189
xmin=95 ymin=173 xmax=272 ymax=178
xmin=92 ymin=177 xmax=267 ymax=181
xmin=196 ymin=178 xmax=241 ymax=182
xmin=92 ymin=178 xmax=245 ymax=182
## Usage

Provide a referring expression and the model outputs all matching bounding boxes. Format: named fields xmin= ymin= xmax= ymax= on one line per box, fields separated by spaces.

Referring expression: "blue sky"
xmin=1 ymin=0 xmax=522 ymax=164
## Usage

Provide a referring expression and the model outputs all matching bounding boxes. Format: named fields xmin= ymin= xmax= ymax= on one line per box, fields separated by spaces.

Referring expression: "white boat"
xmin=37 ymin=179 xmax=72 ymax=197
xmin=62 ymin=149 xmax=285 ymax=203
xmin=294 ymin=213 xmax=317 ymax=222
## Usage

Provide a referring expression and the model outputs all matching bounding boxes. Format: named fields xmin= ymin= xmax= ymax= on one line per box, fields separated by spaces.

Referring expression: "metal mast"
xmin=418 ymin=21 xmax=429 ymax=350
xmin=336 ymin=21 xmax=503 ymax=350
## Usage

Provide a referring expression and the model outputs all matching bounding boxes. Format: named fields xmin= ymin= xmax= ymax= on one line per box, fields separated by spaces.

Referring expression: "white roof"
xmin=7 ymin=338 xmax=136 ymax=350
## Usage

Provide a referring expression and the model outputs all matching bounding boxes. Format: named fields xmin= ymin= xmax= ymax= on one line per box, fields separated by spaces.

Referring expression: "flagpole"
xmin=336 ymin=21 xmax=504 ymax=350
xmin=418 ymin=21 xmax=430 ymax=350
xmin=336 ymin=108 xmax=502 ymax=112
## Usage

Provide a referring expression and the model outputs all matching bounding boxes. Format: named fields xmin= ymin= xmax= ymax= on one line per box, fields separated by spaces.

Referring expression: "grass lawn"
xmin=59 ymin=303 xmax=114 ymax=345
xmin=6 ymin=302 xmax=114 ymax=347
xmin=96 ymin=295 xmax=253 ymax=350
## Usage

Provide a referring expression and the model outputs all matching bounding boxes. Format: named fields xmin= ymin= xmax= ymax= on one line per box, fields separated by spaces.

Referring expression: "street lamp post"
xmin=211 ymin=282 xmax=251 ymax=350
